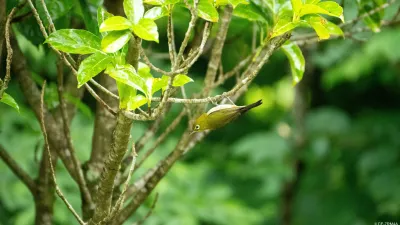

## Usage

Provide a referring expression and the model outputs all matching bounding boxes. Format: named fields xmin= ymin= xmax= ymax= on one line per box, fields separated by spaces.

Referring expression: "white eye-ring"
xmin=195 ymin=125 xmax=200 ymax=130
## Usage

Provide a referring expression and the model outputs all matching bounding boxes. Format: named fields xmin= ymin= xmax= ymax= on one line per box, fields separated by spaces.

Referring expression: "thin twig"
xmin=167 ymin=11 xmax=176 ymax=65
xmin=56 ymin=60 xmax=94 ymax=210
xmin=140 ymin=22 xmax=211 ymax=77
xmin=39 ymin=81 xmax=86 ymax=225
xmin=174 ymin=0 xmax=199 ymax=69
xmin=203 ymin=5 xmax=233 ymax=96
xmin=340 ymin=0 xmax=396 ymax=28
xmin=39 ymin=0 xmax=55 ymax=32
xmin=139 ymin=46 xmax=170 ymax=75
xmin=0 ymin=145 xmax=36 ymax=194
xmin=180 ymin=22 xmax=212 ymax=69
xmin=132 ymin=193 xmax=159 ymax=225
xmin=0 ymin=5 xmax=20 ymax=98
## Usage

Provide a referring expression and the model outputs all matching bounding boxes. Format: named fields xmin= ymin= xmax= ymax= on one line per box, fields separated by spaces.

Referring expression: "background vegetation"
xmin=1 ymin=0 xmax=400 ymax=224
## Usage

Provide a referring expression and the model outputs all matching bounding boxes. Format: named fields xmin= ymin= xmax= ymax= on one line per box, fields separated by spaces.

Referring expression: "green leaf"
xmin=305 ymin=15 xmax=330 ymax=40
xmin=45 ymin=29 xmax=101 ymax=54
xmin=216 ymin=0 xmax=229 ymax=7
xmin=97 ymin=7 xmax=114 ymax=28
xmin=317 ymin=1 xmax=343 ymax=19
xmin=228 ymin=0 xmax=249 ymax=8
xmin=197 ymin=0 xmax=219 ymax=22
xmin=132 ymin=18 xmax=159 ymax=43
xmin=298 ymin=1 xmax=344 ymax=21
xmin=101 ymin=30 xmax=132 ymax=53
xmin=151 ymin=74 xmax=193 ymax=93
xmin=124 ymin=0 xmax=144 ymax=24
xmin=164 ymin=0 xmax=180 ymax=4
xmin=291 ymin=0 xmax=303 ymax=16
xmin=127 ymin=94 xmax=148 ymax=110
xmin=325 ymin=21 xmax=344 ymax=36
xmin=305 ymin=0 xmax=320 ymax=4
xmin=138 ymin=62 xmax=153 ymax=79
xmin=233 ymin=3 xmax=268 ymax=22
xmin=0 ymin=93 xmax=20 ymax=112
xmin=77 ymin=52 xmax=113 ymax=87
xmin=152 ymin=76 xmax=169 ymax=94
xmin=106 ymin=64 xmax=148 ymax=97
xmin=271 ymin=11 xmax=305 ymax=38
xmin=117 ymin=82 xmax=136 ymax=109
xmin=144 ymin=0 xmax=164 ymax=5
xmin=144 ymin=6 xmax=168 ymax=20
xmin=281 ymin=41 xmax=305 ymax=85
xmin=99 ymin=16 xmax=133 ymax=32
xmin=137 ymin=62 xmax=154 ymax=106
xmin=173 ymin=74 xmax=194 ymax=86
xmin=304 ymin=15 xmax=343 ymax=40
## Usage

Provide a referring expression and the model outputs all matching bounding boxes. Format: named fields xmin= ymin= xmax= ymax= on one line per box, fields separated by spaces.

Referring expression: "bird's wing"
xmin=206 ymin=104 xmax=239 ymax=115
xmin=206 ymin=106 xmax=241 ymax=129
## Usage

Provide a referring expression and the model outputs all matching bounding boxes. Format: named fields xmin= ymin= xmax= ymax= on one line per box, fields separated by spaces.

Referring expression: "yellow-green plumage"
xmin=192 ymin=99 xmax=263 ymax=132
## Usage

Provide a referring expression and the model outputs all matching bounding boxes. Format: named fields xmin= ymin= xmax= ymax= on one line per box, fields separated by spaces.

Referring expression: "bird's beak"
xmin=189 ymin=131 xmax=196 ymax=136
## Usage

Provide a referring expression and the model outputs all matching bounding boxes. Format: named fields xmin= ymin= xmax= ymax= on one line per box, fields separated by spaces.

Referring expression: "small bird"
xmin=191 ymin=99 xmax=263 ymax=132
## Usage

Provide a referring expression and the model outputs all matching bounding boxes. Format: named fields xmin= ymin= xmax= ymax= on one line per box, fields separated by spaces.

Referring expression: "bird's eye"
xmin=195 ymin=125 xmax=200 ymax=130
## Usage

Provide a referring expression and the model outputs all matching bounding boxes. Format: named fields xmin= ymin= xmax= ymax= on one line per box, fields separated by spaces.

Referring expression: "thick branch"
xmin=90 ymin=111 xmax=133 ymax=224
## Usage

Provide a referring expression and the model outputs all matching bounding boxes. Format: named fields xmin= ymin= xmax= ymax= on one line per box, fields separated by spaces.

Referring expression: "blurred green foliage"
xmin=1 ymin=0 xmax=400 ymax=225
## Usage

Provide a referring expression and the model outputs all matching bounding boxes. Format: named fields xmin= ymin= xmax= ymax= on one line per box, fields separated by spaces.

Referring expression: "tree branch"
xmin=105 ymin=144 xmax=138 ymax=223
xmin=56 ymin=60 xmax=94 ymax=216
xmin=0 ymin=0 xmax=7 ymax=70
xmin=203 ymin=5 xmax=233 ymax=95
xmin=0 ymin=145 xmax=36 ymax=194
xmin=167 ymin=12 xmax=176 ymax=65
xmin=174 ymin=0 xmax=199 ymax=69
xmin=340 ymin=0 xmax=396 ymax=28
xmin=39 ymin=82 xmax=86 ymax=225
xmin=90 ymin=111 xmax=133 ymax=224
xmin=0 ymin=2 xmax=25 ymax=98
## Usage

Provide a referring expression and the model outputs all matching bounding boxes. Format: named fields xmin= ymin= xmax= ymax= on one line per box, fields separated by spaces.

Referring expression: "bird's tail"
xmin=239 ymin=99 xmax=263 ymax=114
